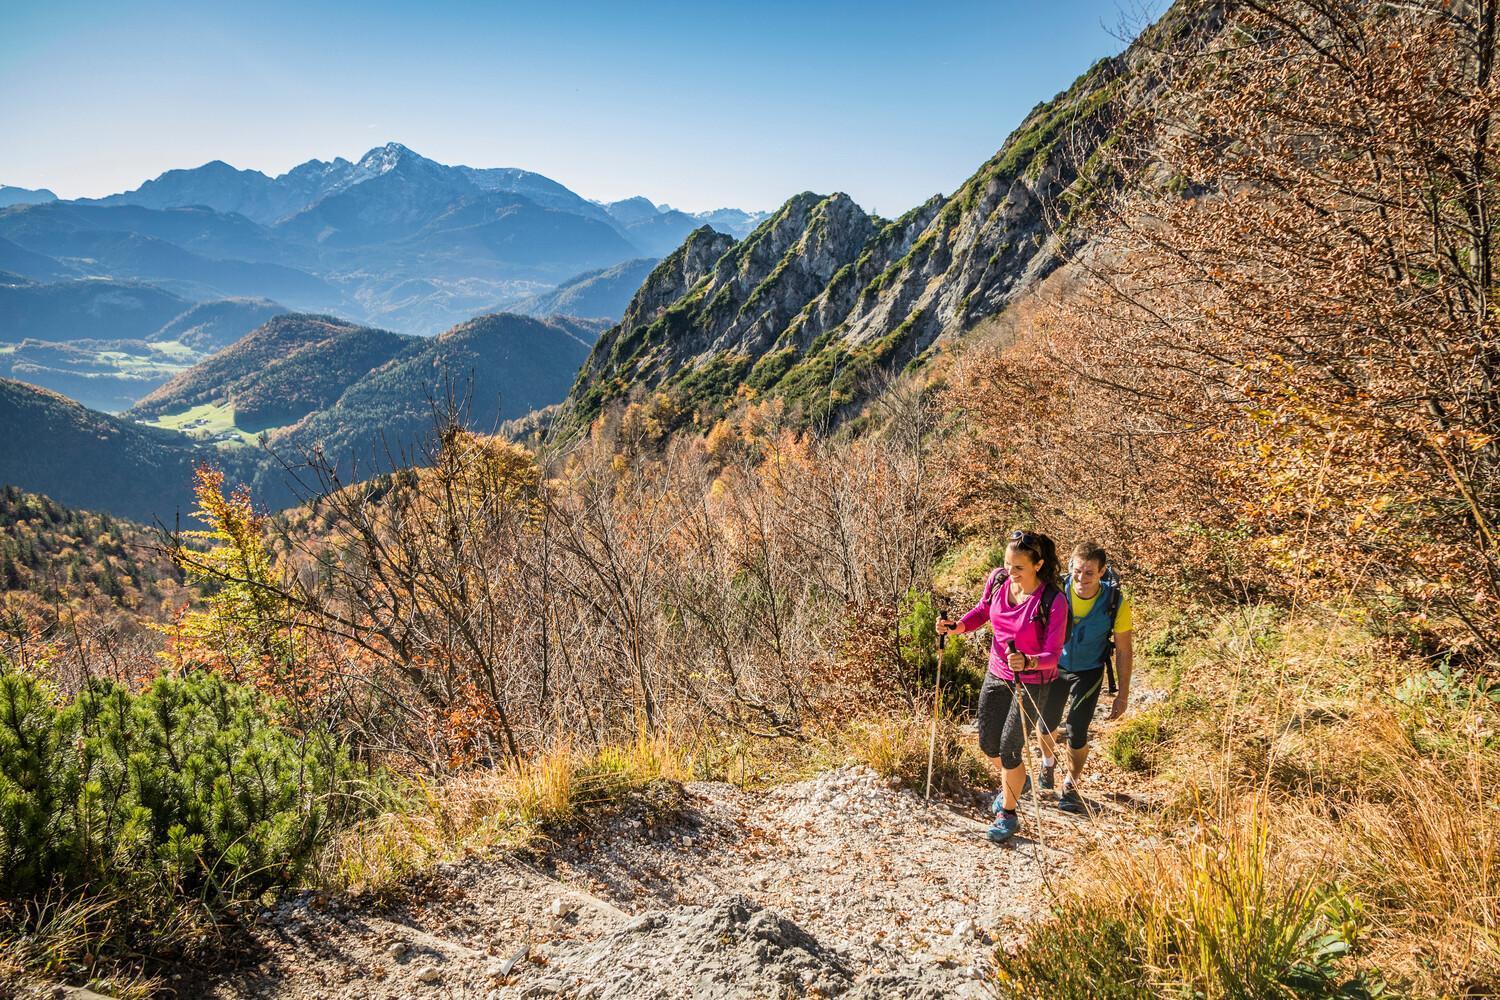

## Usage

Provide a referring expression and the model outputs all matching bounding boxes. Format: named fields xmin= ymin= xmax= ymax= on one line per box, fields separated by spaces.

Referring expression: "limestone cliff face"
xmin=618 ymin=226 xmax=736 ymax=335
xmin=566 ymin=195 xmax=886 ymax=427
xmin=559 ymin=3 xmax=1219 ymax=434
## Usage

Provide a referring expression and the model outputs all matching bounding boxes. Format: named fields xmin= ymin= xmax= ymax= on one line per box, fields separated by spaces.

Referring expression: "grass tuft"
xmin=998 ymin=803 xmax=1382 ymax=999
xmin=320 ymin=732 xmax=692 ymax=897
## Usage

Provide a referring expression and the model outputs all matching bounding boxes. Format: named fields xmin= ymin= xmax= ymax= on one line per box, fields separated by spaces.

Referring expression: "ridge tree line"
xmin=161 ymin=390 xmax=948 ymax=772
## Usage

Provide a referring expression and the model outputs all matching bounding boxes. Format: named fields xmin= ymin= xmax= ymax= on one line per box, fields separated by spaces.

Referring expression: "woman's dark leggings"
xmin=976 ymin=672 xmax=1049 ymax=769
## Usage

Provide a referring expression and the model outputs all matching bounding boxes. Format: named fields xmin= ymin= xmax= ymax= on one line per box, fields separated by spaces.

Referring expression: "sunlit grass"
xmin=142 ymin=401 xmax=265 ymax=447
xmin=320 ymin=731 xmax=693 ymax=897
xmin=1005 ymin=602 xmax=1498 ymax=999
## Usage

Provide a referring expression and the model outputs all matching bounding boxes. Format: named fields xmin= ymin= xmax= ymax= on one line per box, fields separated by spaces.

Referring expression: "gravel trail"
xmin=153 ymin=758 xmax=1149 ymax=1000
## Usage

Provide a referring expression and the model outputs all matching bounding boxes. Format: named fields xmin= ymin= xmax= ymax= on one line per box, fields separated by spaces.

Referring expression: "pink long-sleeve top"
xmin=958 ymin=570 xmax=1067 ymax=684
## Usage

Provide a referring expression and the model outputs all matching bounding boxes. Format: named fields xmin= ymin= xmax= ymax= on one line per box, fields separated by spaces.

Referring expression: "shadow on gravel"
xmin=538 ymin=787 xmax=743 ymax=910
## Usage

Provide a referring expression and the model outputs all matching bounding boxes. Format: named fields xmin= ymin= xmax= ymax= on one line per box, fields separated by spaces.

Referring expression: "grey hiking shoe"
xmin=1057 ymin=784 xmax=1084 ymax=814
xmin=1040 ymin=761 xmax=1056 ymax=790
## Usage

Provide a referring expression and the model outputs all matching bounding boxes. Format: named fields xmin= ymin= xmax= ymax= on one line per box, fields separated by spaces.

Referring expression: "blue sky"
xmin=1 ymin=1 xmax=1144 ymax=215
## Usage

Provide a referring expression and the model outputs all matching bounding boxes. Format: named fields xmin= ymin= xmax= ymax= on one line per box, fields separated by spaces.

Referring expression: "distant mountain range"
xmin=0 ymin=144 xmax=769 ymax=339
xmin=0 ymin=186 xmax=58 ymax=209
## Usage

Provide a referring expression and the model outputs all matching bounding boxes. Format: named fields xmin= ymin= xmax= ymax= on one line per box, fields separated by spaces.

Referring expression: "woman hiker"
xmin=937 ymin=529 xmax=1067 ymax=844
xmin=1036 ymin=541 xmax=1134 ymax=813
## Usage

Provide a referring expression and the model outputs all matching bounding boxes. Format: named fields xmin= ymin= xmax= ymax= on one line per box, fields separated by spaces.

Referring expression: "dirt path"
xmin=161 ymin=756 xmax=1151 ymax=1000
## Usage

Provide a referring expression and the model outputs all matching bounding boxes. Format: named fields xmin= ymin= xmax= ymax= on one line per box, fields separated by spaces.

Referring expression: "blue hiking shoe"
xmin=986 ymin=810 xmax=1021 ymax=844
xmin=990 ymin=775 xmax=1032 ymax=814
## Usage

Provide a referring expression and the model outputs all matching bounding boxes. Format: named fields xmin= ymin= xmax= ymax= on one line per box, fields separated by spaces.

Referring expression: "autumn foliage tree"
xmin=945 ymin=0 xmax=1500 ymax=670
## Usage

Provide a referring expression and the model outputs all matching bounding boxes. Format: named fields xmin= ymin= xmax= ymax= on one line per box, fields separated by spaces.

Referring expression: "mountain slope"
xmin=606 ymin=206 xmax=703 ymax=257
xmin=0 ymin=200 xmax=294 ymax=264
xmin=87 ymin=160 xmax=292 ymax=223
xmin=0 ymin=377 xmax=248 ymax=522
xmin=0 ymin=237 xmax=72 ymax=282
xmin=0 ymin=307 xmax=598 ymax=520
xmin=511 ymin=258 xmax=659 ymax=321
xmin=0 ymin=295 xmax=284 ymax=413
xmin=148 ymin=297 xmax=286 ymax=352
xmin=128 ymin=314 xmax=412 ymax=432
xmin=272 ymin=313 xmax=597 ymax=464
xmin=563 ymin=190 xmax=950 ymax=430
xmin=397 ymin=192 xmax=641 ymax=278
xmin=0 ymin=279 xmax=191 ymax=342
xmin=0 ymin=484 xmax=185 ymax=606
xmin=0 ymin=186 xmax=58 ymax=208
xmin=558 ymin=31 xmax=1170 ymax=434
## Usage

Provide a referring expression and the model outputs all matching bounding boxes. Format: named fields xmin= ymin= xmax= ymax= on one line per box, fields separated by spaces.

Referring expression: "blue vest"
xmin=1058 ymin=573 xmax=1121 ymax=673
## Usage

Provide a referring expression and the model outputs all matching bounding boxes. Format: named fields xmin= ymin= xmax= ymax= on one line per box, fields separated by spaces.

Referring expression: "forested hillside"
xmin=0 ymin=377 xmax=257 ymax=521
xmin=1 ymin=2 xmax=1495 ymax=999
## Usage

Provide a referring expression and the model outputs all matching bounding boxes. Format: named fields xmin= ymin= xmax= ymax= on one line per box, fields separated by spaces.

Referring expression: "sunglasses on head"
xmin=1010 ymin=529 xmax=1039 ymax=545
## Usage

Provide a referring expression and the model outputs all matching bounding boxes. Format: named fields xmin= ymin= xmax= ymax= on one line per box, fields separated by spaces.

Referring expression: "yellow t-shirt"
xmin=1069 ymin=586 xmax=1133 ymax=634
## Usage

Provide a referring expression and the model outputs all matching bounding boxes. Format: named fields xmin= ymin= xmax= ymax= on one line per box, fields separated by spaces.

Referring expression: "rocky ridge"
xmin=558 ymin=4 xmax=1222 ymax=435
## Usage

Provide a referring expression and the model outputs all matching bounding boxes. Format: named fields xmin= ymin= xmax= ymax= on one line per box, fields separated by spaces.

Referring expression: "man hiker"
xmin=1036 ymin=541 xmax=1133 ymax=813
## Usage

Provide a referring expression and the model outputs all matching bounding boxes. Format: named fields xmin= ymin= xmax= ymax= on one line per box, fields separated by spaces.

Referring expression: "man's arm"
xmin=1109 ymin=631 xmax=1133 ymax=719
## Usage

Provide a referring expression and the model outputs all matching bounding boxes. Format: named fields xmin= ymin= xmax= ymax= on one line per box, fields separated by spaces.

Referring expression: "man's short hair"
xmin=1071 ymin=542 xmax=1108 ymax=569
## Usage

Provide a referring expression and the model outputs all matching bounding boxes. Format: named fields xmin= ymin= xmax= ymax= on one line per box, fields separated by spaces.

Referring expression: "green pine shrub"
xmin=898 ymin=588 xmax=978 ymax=712
xmin=0 ymin=664 xmax=364 ymax=953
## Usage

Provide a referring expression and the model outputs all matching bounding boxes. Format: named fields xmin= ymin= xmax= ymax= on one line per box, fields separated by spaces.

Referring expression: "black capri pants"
xmin=976 ymin=672 xmax=1049 ymax=769
xmin=1039 ymin=667 xmax=1107 ymax=750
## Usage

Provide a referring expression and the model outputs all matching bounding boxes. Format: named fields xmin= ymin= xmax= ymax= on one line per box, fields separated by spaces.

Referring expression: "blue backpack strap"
xmin=1103 ymin=570 xmax=1123 ymax=626
xmin=1101 ymin=569 xmax=1123 ymax=692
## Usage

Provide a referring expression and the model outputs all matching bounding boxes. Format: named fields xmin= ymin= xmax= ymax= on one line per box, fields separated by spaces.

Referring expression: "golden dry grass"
xmin=1008 ymin=602 xmax=1498 ymax=999
xmin=838 ymin=711 xmax=989 ymax=796
xmin=320 ymin=730 xmax=692 ymax=897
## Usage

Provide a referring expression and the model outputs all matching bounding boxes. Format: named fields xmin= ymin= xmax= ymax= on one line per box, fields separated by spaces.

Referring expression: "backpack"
xmin=1063 ymin=568 xmax=1125 ymax=692
xmin=983 ymin=569 xmax=1070 ymax=652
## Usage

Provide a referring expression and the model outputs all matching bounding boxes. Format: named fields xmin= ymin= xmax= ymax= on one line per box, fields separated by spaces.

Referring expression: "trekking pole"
xmin=925 ymin=604 xmax=949 ymax=801
xmin=1006 ymin=637 xmax=1052 ymax=860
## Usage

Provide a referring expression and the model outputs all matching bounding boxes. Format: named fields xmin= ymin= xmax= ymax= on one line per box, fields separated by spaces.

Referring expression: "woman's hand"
xmin=1007 ymin=651 xmax=1028 ymax=672
xmin=936 ymin=618 xmax=962 ymax=636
